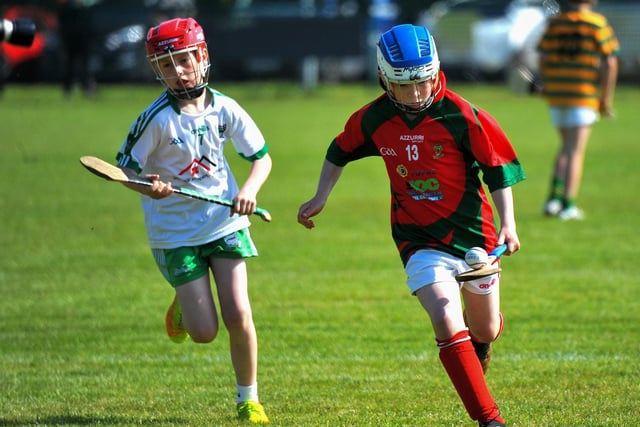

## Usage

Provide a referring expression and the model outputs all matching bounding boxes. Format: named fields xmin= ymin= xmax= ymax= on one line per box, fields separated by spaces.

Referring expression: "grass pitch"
xmin=1 ymin=82 xmax=639 ymax=426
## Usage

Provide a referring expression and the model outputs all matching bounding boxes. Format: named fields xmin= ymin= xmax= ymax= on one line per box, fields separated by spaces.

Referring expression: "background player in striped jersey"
xmin=116 ymin=17 xmax=271 ymax=424
xmin=298 ymin=24 xmax=525 ymax=427
xmin=538 ymin=0 xmax=619 ymax=220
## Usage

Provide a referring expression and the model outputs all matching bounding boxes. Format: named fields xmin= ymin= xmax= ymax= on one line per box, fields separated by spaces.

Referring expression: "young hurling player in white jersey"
xmin=115 ymin=17 xmax=271 ymax=424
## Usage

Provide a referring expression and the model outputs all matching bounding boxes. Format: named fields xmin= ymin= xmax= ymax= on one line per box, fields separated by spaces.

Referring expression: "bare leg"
xmin=415 ymin=282 xmax=503 ymax=423
xmin=175 ymin=276 xmax=219 ymax=343
xmin=559 ymin=125 xmax=592 ymax=204
xmin=415 ymin=281 xmax=466 ymax=340
xmin=211 ymin=257 xmax=258 ymax=386
xmin=462 ymin=286 xmax=502 ymax=343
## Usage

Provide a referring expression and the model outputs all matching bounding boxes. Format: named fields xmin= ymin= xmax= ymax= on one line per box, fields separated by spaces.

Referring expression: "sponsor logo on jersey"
xmin=409 ymin=178 xmax=440 ymax=192
xmin=399 ymin=134 xmax=425 ymax=142
xmin=179 ymin=156 xmax=216 ymax=177
xmin=380 ymin=147 xmax=397 ymax=156
xmin=409 ymin=169 xmax=437 ymax=177
xmin=407 ymin=178 xmax=443 ymax=201
xmin=191 ymin=125 xmax=210 ymax=145
xmin=409 ymin=192 xmax=443 ymax=201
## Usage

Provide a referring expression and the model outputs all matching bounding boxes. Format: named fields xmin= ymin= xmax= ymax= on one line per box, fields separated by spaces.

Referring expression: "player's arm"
xmin=233 ymin=153 xmax=272 ymax=217
xmin=120 ymin=167 xmax=174 ymax=199
xmin=297 ymin=159 xmax=344 ymax=229
xmin=116 ymin=125 xmax=173 ymax=199
xmin=599 ymin=54 xmax=618 ymax=118
xmin=490 ymin=186 xmax=520 ymax=255
xmin=298 ymin=110 xmax=370 ymax=229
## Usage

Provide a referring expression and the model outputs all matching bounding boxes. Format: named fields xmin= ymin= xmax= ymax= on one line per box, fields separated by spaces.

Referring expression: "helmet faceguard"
xmin=145 ymin=17 xmax=210 ymax=100
xmin=377 ymin=24 xmax=440 ymax=112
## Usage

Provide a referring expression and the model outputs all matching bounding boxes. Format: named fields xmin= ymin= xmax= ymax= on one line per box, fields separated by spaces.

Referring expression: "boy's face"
xmin=154 ymin=50 xmax=206 ymax=90
xmin=387 ymin=79 xmax=437 ymax=111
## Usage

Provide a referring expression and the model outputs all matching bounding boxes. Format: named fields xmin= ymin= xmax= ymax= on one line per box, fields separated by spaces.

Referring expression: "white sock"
xmin=237 ymin=383 xmax=259 ymax=403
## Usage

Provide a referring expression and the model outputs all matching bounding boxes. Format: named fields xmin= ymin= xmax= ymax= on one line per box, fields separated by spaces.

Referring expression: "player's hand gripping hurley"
xmin=455 ymin=244 xmax=508 ymax=282
xmin=80 ymin=156 xmax=272 ymax=222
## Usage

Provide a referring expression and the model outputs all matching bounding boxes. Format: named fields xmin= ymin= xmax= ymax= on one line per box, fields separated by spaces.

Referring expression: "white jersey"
xmin=116 ymin=87 xmax=268 ymax=249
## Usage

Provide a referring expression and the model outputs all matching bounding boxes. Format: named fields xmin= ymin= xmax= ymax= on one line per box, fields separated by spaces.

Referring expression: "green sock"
xmin=549 ymin=178 xmax=564 ymax=201
xmin=563 ymin=198 xmax=575 ymax=209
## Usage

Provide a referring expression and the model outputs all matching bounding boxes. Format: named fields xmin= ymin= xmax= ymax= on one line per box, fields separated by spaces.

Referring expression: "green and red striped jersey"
xmin=537 ymin=9 xmax=619 ymax=109
xmin=326 ymin=73 xmax=526 ymax=264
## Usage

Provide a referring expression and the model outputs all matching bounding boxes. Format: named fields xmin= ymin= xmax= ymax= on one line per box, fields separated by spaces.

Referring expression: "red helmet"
xmin=145 ymin=17 xmax=210 ymax=99
xmin=146 ymin=17 xmax=205 ymax=58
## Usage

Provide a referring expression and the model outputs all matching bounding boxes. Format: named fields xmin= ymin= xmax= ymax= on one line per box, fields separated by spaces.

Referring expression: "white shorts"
xmin=549 ymin=106 xmax=598 ymax=128
xmin=405 ymin=249 xmax=500 ymax=295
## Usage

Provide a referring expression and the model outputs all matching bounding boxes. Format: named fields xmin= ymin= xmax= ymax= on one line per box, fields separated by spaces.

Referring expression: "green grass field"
xmin=1 ymin=82 xmax=639 ymax=427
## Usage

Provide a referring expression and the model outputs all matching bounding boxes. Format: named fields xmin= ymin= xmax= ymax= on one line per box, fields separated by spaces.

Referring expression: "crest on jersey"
xmin=179 ymin=156 xmax=216 ymax=177
xmin=218 ymin=123 xmax=227 ymax=138
xmin=433 ymin=144 xmax=444 ymax=159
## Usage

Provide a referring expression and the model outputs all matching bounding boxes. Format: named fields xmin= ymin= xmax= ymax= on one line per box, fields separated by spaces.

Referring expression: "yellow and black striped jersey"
xmin=537 ymin=9 xmax=619 ymax=109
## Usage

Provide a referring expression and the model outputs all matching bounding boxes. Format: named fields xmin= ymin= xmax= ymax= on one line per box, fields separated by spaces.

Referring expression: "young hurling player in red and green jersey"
xmin=298 ymin=24 xmax=525 ymax=427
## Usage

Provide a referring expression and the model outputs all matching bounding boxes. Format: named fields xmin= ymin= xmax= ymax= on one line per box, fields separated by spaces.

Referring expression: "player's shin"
xmin=437 ymin=330 xmax=503 ymax=423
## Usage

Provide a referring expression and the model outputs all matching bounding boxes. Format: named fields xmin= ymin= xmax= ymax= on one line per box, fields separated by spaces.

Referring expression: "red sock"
xmin=438 ymin=330 xmax=503 ymax=423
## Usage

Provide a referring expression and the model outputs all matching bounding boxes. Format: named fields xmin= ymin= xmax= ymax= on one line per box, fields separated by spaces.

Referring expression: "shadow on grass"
xmin=0 ymin=414 xmax=187 ymax=425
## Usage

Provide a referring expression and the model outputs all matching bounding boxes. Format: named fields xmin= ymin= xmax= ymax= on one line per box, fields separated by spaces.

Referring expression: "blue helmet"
xmin=377 ymin=24 xmax=440 ymax=111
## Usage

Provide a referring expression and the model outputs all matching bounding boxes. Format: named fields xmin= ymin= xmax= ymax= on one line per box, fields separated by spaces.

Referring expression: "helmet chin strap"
xmin=389 ymin=94 xmax=432 ymax=113
xmin=172 ymin=86 xmax=206 ymax=100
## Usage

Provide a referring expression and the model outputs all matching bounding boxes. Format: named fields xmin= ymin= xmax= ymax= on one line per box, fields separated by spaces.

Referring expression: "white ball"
xmin=465 ymin=247 xmax=488 ymax=269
